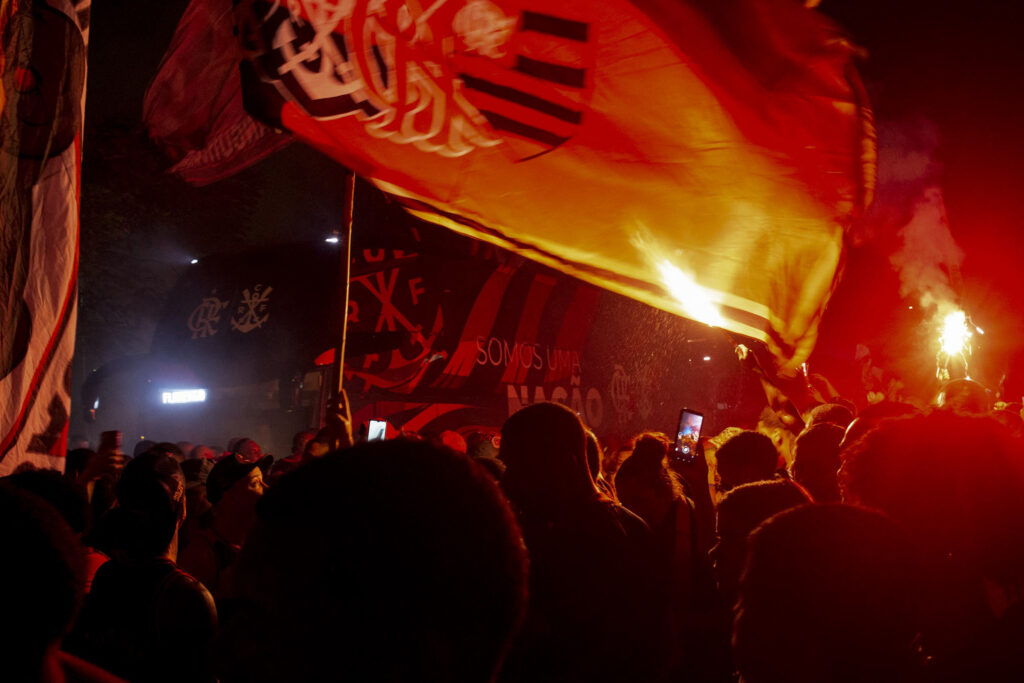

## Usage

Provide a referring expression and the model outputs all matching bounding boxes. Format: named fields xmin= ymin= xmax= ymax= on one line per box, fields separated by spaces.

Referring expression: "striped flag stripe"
xmin=458 ymin=57 xmax=585 ymax=108
xmin=477 ymin=109 xmax=570 ymax=148
xmin=469 ymin=87 xmax=577 ymax=143
xmin=521 ymin=11 xmax=589 ymax=42
xmin=514 ymin=56 xmax=586 ymax=88
xmin=459 ymin=73 xmax=583 ymax=124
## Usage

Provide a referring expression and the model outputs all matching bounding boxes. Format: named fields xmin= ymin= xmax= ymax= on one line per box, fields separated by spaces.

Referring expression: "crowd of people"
xmin=3 ymin=377 xmax=1024 ymax=682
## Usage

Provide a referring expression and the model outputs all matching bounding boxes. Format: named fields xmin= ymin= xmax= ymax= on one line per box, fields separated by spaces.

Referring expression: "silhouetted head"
xmin=936 ymin=378 xmax=991 ymax=415
xmin=841 ymin=411 xmax=1024 ymax=582
xmin=832 ymin=397 xmax=858 ymax=418
xmin=792 ymin=423 xmax=845 ymax=503
xmin=3 ymin=467 xmax=89 ymax=535
xmin=233 ymin=438 xmax=264 ymax=463
xmin=621 ymin=432 xmax=671 ymax=475
xmin=614 ymin=432 xmax=679 ymax=527
xmin=206 ymin=453 xmax=272 ymax=507
xmin=290 ymin=430 xmax=317 ymax=458
xmin=734 ymin=504 xmax=919 ymax=683
xmin=500 ymin=402 xmax=597 ymax=515
xmin=181 ymin=457 xmax=212 ymax=488
xmin=220 ymin=440 xmax=528 ymax=683
xmin=802 ymin=403 xmax=851 ymax=430
xmin=149 ymin=441 xmax=185 ymax=462
xmin=841 ymin=401 xmax=920 ymax=449
xmin=189 ymin=444 xmax=216 ymax=461
xmin=805 ymin=402 xmax=854 ymax=431
xmin=715 ymin=431 xmax=779 ymax=492
xmin=710 ymin=479 xmax=811 ymax=605
xmin=113 ymin=451 xmax=185 ymax=559
xmin=0 ymin=484 xmax=84 ymax=680
xmin=303 ymin=437 xmax=330 ymax=459
xmin=434 ymin=430 xmax=466 ymax=454
xmin=466 ymin=431 xmax=499 ymax=460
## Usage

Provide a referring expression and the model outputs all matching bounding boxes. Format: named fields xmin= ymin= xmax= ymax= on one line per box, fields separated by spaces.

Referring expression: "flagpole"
xmin=317 ymin=170 xmax=356 ymax=445
xmin=334 ymin=169 xmax=356 ymax=401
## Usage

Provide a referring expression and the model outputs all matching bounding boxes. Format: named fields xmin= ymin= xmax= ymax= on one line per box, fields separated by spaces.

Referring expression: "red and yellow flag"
xmin=0 ymin=0 xmax=88 ymax=473
xmin=234 ymin=0 xmax=873 ymax=374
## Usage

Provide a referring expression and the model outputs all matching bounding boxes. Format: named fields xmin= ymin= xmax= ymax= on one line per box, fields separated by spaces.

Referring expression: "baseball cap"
xmin=206 ymin=452 xmax=273 ymax=504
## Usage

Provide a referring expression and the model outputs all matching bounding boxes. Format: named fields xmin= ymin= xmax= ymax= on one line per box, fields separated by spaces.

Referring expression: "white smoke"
xmin=890 ymin=186 xmax=963 ymax=314
xmin=879 ymin=120 xmax=964 ymax=317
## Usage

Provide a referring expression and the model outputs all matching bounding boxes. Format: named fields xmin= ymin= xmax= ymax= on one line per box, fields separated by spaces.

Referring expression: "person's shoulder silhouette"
xmin=219 ymin=439 xmax=528 ymax=683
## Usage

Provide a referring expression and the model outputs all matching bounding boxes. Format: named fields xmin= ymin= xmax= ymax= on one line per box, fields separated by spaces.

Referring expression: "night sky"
xmin=75 ymin=0 xmax=1024 ymax=421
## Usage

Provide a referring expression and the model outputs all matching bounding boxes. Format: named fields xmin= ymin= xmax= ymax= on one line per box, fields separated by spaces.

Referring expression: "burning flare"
xmin=657 ymin=261 xmax=724 ymax=327
xmin=936 ymin=308 xmax=972 ymax=381
xmin=939 ymin=310 xmax=971 ymax=357
xmin=631 ymin=225 xmax=724 ymax=328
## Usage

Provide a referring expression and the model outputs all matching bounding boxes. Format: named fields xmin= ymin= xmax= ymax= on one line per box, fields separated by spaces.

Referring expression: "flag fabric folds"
xmin=143 ymin=0 xmax=291 ymax=186
xmin=0 ymin=0 xmax=88 ymax=473
xmin=233 ymin=0 xmax=873 ymax=374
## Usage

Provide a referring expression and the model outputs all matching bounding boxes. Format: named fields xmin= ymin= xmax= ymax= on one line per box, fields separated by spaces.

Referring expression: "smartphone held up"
xmin=673 ymin=409 xmax=703 ymax=464
xmin=367 ymin=419 xmax=387 ymax=442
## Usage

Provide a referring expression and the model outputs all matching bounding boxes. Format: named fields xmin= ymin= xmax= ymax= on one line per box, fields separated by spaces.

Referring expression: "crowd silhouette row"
xmin=3 ymin=377 xmax=1024 ymax=682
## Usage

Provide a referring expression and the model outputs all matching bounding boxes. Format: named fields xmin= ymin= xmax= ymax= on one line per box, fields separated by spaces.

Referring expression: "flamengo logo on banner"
xmin=188 ymin=296 xmax=230 ymax=339
xmin=231 ymin=285 xmax=273 ymax=333
xmin=187 ymin=285 xmax=273 ymax=338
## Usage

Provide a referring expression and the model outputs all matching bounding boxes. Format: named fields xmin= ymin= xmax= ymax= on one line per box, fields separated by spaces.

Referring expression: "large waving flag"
xmin=231 ymin=0 xmax=875 ymax=374
xmin=231 ymin=0 xmax=873 ymax=374
xmin=0 ymin=0 xmax=88 ymax=473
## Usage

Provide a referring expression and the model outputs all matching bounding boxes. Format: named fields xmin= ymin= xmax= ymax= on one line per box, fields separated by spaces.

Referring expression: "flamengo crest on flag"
xmin=0 ymin=0 xmax=88 ymax=473
xmin=238 ymin=0 xmax=591 ymax=160
xmin=232 ymin=0 xmax=874 ymax=374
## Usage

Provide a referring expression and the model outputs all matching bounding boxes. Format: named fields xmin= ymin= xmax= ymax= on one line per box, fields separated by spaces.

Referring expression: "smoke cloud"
xmin=890 ymin=186 xmax=963 ymax=314
xmin=874 ymin=119 xmax=964 ymax=317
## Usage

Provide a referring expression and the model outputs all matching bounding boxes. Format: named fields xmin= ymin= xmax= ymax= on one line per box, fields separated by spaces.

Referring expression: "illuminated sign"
xmin=161 ymin=388 xmax=207 ymax=404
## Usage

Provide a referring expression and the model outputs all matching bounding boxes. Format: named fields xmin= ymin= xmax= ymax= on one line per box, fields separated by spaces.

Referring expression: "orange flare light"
xmin=657 ymin=260 xmax=725 ymax=328
xmin=939 ymin=310 xmax=971 ymax=358
xmin=631 ymin=227 xmax=725 ymax=328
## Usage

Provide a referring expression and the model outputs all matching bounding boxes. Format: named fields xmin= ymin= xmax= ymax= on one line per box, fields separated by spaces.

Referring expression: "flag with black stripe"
xmin=455 ymin=9 xmax=590 ymax=159
xmin=223 ymin=0 xmax=875 ymax=374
